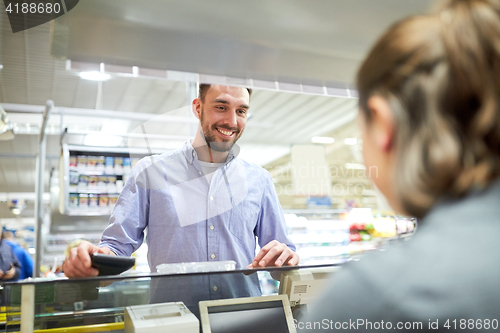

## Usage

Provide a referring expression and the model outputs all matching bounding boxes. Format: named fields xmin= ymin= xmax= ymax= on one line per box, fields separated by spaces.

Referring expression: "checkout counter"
xmin=0 ymin=263 xmax=342 ymax=333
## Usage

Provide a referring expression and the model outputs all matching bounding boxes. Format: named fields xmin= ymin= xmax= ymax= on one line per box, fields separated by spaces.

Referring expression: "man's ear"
xmin=366 ymin=95 xmax=394 ymax=152
xmin=192 ymin=98 xmax=202 ymax=120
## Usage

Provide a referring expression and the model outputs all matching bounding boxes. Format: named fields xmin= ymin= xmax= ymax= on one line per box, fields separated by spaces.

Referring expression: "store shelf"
xmin=59 ymin=143 xmax=150 ymax=216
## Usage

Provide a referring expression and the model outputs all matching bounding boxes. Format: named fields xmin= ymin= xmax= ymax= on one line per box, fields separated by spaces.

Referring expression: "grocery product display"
xmin=284 ymin=208 xmax=417 ymax=264
xmin=60 ymin=144 xmax=144 ymax=216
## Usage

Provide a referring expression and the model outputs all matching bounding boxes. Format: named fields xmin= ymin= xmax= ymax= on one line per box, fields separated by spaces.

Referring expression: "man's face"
xmin=198 ymin=85 xmax=250 ymax=152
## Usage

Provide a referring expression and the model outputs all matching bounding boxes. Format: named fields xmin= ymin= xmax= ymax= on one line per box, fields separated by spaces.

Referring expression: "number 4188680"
xmin=5 ymin=2 xmax=61 ymax=14
xmin=444 ymin=319 xmax=498 ymax=330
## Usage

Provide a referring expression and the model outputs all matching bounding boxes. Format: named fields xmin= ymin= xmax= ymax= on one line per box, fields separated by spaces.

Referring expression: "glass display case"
xmin=1 ymin=263 xmax=342 ymax=333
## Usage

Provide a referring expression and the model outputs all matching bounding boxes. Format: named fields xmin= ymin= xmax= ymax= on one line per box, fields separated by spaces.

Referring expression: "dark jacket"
xmin=4 ymin=240 xmax=33 ymax=280
xmin=0 ymin=240 xmax=21 ymax=281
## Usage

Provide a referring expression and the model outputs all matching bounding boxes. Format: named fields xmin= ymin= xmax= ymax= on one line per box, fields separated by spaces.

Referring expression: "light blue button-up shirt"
xmin=100 ymin=140 xmax=295 ymax=306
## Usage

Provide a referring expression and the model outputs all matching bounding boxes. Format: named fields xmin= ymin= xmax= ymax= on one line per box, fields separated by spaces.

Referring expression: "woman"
xmin=302 ymin=0 xmax=500 ymax=330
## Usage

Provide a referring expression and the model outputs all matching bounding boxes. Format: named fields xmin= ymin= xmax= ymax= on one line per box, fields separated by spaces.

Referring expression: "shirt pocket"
xmin=226 ymin=200 xmax=260 ymax=243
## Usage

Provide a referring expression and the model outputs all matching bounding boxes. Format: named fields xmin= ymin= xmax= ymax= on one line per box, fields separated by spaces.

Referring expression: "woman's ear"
xmin=192 ymin=98 xmax=202 ymax=120
xmin=366 ymin=96 xmax=395 ymax=152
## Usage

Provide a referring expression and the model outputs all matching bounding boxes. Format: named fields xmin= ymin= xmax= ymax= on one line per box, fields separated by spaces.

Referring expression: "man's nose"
xmin=224 ymin=109 xmax=238 ymax=128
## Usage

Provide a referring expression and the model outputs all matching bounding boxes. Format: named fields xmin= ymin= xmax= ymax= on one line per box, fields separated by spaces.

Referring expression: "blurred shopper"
xmin=62 ymin=85 xmax=297 ymax=310
xmin=2 ymin=231 xmax=32 ymax=280
xmin=301 ymin=0 xmax=500 ymax=330
xmin=0 ymin=234 xmax=20 ymax=281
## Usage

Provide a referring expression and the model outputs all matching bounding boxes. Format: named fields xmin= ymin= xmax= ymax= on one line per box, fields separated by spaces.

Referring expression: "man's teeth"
xmin=218 ymin=128 xmax=233 ymax=136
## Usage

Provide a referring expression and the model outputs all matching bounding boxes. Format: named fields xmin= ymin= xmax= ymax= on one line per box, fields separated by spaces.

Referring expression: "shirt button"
xmin=199 ymin=171 xmax=202 ymax=175
xmin=211 ymin=254 xmax=215 ymax=259
xmin=210 ymin=225 xmax=215 ymax=230
xmin=210 ymin=196 xmax=214 ymax=201
xmin=213 ymin=286 xmax=217 ymax=291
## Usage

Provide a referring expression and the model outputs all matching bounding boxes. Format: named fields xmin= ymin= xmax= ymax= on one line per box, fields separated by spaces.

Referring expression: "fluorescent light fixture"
xmin=83 ymin=133 xmax=123 ymax=147
xmin=0 ymin=106 xmax=15 ymax=140
xmin=344 ymin=138 xmax=357 ymax=145
xmin=79 ymin=71 xmax=111 ymax=81
xmin=0 ymin=64 xmax=3 ymax=70
xmin=311 ymin=136 xmax=335 ymax=144
xmin=345 ymin=163 xmax=366 ymax=170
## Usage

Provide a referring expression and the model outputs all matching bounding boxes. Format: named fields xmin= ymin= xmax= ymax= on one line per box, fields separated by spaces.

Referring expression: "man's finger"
xmin=274 ymin=247 xmax=294 ymax=267
xmin=258 ymin=243 xmax=286 ymax=267
xmin=251 ymin=240 xmax=280 ymax=266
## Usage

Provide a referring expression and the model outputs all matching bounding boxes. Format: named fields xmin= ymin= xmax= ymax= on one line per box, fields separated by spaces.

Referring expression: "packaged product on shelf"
xmin=107 ymin=175 xmax=117 ymax=192
xmin=108 ymin=194 xmax=119 ymax=207
xmin=89 ymin=194 xmax=98 ymax=207
xmin=123 ymin=157 xmax=131 ymax=175
xmin=78 ymin=193 xmax=89 ymax=207
xmin=69 ymin=171 xmax=79 ymax=190
xmin=116 ymin=180 xmax=124 ymax=192
xmin=88 ymin=176 xmax=98 ymax=189
xmin=77 ymin=155 xmax=87 ymax=170
xmin=69 ymin=193 xmax=79 ymax=208
xmin=131 ymin=157 xmax=140 ymax=168
xmin=69 ymin=156 xmax=77 ymax=170
xmin=87 ymin=156 xmax=97 ymax=170
xmin=114 ymin=157 xmax=123 ymax=175
xmin=96 ymin=156 xmax=105 ymax=172
xmin=98 ymin=194 xmax=109 ymax=207
xmin=105 ymin=156 xmax=114 ymax=174
xmin=98 ymin=175 xmax=107 ymax=189
xmin=78 ymin=175 xmax=89 ymax=190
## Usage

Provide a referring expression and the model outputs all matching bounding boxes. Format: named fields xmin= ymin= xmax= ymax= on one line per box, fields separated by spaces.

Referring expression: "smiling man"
xmin=63 ymin=84 xmax=298 ymax=311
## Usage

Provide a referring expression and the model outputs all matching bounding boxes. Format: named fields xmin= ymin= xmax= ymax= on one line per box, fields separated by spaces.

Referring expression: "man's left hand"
xmin=247 ymin=240 xmax=299 ymax=268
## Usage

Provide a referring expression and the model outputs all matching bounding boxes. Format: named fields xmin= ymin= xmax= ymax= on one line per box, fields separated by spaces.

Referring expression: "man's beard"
xmin=200 ymin=108 xmax=243 ymax=152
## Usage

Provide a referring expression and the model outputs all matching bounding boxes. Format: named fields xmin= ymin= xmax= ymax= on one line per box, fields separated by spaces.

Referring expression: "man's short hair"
xmin=198 ymin=84 xmax=252 ymax=102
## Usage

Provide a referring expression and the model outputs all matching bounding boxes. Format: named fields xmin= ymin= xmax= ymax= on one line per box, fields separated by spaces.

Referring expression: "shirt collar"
xmin=182 ymin=139 xmax=236 ymax=166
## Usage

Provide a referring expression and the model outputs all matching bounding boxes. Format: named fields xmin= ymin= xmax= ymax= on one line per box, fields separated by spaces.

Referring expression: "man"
xmin=0 ymin=236 xmax=20 ymax=281
xmin=2 ymin=231 xmax=32 ymax=280
xmin=63 ymin=84 xmax=298 ymax=305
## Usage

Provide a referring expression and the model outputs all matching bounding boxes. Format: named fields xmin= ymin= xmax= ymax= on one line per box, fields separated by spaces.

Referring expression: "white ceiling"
xmin=0 ymin=0 xmax=435 ymax=214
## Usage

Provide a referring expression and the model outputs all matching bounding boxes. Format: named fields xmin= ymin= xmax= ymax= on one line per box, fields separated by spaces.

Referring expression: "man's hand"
xmin=3 ymin=264 xmax=16 ymax=280
xmin=247 ymin=240 xmax=299 ymax=268
xmin=63 ymin=241 xmax=115 ymax=278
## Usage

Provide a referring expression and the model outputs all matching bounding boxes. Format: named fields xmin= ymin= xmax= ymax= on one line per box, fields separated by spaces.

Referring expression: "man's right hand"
xmin=63 ymin=241 xmax=115 ymax=278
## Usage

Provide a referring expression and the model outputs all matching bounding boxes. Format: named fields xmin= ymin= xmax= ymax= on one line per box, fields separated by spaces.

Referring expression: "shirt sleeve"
xmin=22 ymin=250 xmax=33 ymax=278
xmin=254 ymin=171 xmax=296 ymax=252
xmin=100 ymin=165 xmax=150 ymax=256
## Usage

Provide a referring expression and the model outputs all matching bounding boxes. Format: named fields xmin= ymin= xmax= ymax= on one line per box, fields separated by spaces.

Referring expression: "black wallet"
xmin=90 ymin=253 xmax=135 ymax=276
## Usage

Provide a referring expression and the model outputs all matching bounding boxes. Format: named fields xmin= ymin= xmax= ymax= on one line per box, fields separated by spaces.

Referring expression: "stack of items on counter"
xmin=68 ymin=154 xmax=140 ymax=214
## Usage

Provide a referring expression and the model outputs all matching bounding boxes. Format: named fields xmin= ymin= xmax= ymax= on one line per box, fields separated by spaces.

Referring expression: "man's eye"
xmin=238 ymin=110 xmax=247 ymax=114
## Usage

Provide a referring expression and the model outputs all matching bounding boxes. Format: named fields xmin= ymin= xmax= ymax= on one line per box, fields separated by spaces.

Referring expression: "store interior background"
xmin=0 ymin=1 xmax=433 ymax=274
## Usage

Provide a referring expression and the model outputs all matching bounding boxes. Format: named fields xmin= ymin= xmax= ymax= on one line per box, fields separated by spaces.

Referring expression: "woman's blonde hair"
xmin=357 ymin=0 xmax=500 ymax=218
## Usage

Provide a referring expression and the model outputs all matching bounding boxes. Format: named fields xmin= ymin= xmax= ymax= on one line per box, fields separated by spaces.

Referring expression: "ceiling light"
xmin=79 ymin=71 xmax=111 ymax=81
xmin=0 ymin=64 xmax=3 ymax=70
xmin=311 ymin=136 xmax=335 ymax=144
xmin=344 ymin=138 xmax=357 ymax=145
xmin=0 ymin=105 xmax=15 ymax=141
xmin=84 ymin=133 xmax=123 ymax=147
xmin=8 ymin=199 xmax=26 ymax=215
